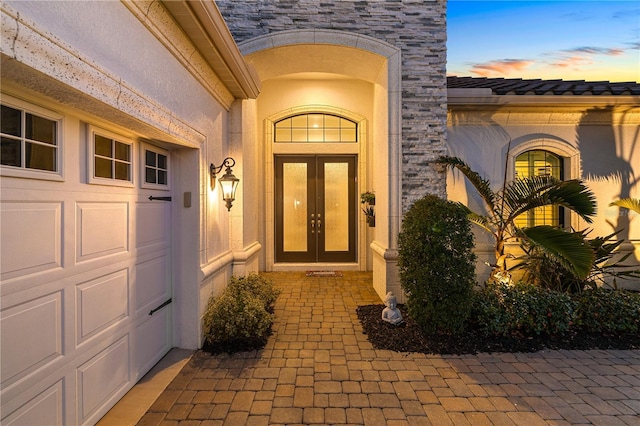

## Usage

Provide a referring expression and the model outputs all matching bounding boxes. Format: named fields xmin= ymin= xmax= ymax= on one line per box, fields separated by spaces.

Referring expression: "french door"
xmin=275 ymin=155 xmax=357 ymax=263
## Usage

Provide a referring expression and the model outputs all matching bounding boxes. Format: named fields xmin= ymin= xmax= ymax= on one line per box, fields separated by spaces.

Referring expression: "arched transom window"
xmin=274 ymin=113 xmax=357 ymax=143
xmin=514 ymin=150 xmax=564 ymax=228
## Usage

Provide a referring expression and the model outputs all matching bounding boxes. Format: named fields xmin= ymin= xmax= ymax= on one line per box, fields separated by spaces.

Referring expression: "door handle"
xmin=309 ymin=214 xmax=321 ymax=232
xmin=149 ymin=298 xmax=172 ymax=315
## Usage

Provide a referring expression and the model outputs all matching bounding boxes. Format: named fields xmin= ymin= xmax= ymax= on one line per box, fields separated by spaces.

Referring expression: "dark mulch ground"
xmin=201 ymin=305 xmax=640 ymax=356
xmin=357 ymin=304 xmax=640 ymax=355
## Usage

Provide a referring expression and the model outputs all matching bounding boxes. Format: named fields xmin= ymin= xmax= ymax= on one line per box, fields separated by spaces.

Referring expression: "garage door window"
xmin=141 ymin=143 xmax=170 ymax=190
xmin=89 ymin=126 xmax=133 ymax=187
xmin=1 ymin=102 xmax=60 ymax=175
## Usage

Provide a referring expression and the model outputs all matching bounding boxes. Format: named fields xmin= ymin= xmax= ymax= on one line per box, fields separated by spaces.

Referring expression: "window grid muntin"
xmin=275 ymin=113 xmax=357 ymax=143
xmin=93 ymin=132 xmax=132 ymax=181
xmin=144 ymin=149 xmax=168 ymax=185
xmin=514 ymin=150 xmax=564 ymax=228
xmin=1 ymin=104 xmax=58 ymax=172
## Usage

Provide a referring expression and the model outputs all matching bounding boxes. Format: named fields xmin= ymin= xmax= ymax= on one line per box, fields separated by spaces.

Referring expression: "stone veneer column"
xmin=217 ymin=0 xmax=448 ymax=300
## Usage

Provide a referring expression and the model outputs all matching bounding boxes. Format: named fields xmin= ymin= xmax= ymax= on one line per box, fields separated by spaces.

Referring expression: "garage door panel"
xmin=136 ymin=202 xmax=169 ymax=249
xmin=135 ymin=254 xmax=170 ymax=313
xmin=2 ymin=380 xmax=64 ymax=426
xmin=0 ymin=202 xmax=61 ymax=280
xmin=77 ymin=336 xmax=130 ymax=423
xmin=134 ymin=308 xmax=171 ymax=378
xmin=1 ymin=292 xmax=63 ymax=388
xmin=76 ymin=202 xmax=129 ymax=262
xmin=76 ymin=269 xmax=129 ymax=345
xmin=1 ymin=105 xmax=174 ymax=423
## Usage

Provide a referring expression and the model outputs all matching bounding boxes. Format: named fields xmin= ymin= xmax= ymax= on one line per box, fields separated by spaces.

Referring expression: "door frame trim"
xmin=274 ymin=155 xmax=357 ymax=264
xmin=264 ymin=106 xmax=368 ymax=271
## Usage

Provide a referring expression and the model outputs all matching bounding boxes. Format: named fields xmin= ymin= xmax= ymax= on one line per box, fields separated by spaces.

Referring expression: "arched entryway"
xmin=239 ymin=30 xmax=402 ymax=298
xmin=267 ymin=107 xmax=366 ymax=268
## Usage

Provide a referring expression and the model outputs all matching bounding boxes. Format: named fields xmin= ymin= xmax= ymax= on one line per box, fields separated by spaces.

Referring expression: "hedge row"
xmin=471 ymin=282 xmax=640 ymax=336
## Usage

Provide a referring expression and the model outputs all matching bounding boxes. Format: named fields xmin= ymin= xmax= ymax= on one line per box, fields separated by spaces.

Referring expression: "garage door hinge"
xmin=148 ymin=196 xmax=172 ymax=201
xmin=149 ymin=298 xmax=172 ymax=315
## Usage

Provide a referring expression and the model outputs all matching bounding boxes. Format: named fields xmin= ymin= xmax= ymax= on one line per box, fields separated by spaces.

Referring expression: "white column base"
xmin=371 ymin=240 xmax=404 ymax=303
xmin=232 ymin=241 xmax=262 ymax=276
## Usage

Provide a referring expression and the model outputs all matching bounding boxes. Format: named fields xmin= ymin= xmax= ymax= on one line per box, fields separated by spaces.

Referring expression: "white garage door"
xmin=1 ymin=96 xmax=174 ymax=425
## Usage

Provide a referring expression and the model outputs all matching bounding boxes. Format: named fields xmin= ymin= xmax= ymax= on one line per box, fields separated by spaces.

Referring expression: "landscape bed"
xmin=357 ymin=304 xmax=640 ymax=355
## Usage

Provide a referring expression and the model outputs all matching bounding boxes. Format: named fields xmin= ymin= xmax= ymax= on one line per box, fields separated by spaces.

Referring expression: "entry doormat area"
xmin=305 ymin=271 xmax=343 ymax=277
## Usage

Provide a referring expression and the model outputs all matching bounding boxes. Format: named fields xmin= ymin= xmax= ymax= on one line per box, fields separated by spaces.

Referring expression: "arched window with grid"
xmin=514 ymin=150 xmax=565 ymax=228
xmin=274 ymin=113 xmax=357 ymax=143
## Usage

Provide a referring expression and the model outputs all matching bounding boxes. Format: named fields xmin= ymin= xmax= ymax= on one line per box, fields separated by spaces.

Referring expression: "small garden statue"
xmin=381 ymin=292 xmax=403 ymax=325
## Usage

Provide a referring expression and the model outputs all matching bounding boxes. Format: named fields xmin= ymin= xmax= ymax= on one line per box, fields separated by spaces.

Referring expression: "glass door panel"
xmin=318 ymin=157 xmax=356 ymax=262
xmin=275 ymin=155 xmax=356 ymax=263
xmin=324 ymin=163 xmax=349 ymax=251
xmin=323 ymin=163 xmax=349 ymax=252
xmin=282 ymin=163 xmax=308 ymax=252
xmin=275 ymin=157 xmax=316 ymax=262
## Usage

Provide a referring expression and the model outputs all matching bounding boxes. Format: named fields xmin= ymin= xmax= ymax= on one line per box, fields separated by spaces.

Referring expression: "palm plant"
xmin=519 ymin=229 xmax=640 ymax=292
xmin=610 ymin=198 xmax=640 ymax=215
xmin=436 ymin=155 xmax=597 ymax=281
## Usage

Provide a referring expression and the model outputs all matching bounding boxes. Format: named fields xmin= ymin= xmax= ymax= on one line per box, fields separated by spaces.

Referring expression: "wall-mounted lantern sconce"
xmin=210 ymin=157 xmax=239 ymax=211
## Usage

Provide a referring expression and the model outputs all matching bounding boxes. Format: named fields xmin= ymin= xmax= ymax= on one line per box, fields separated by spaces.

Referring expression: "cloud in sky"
xmin=468 ymin=59 xmax=534 ymax=77
xmin=549 ymin=46 xmax=625 ymax=70
xmin=612 ymin=8 xmax=640 ymax=19
xmin=550 ymin=56 xmax=593 ymax=70
xmin=447 ymin=1 xmax=640 ymax=81
xmin=561 ymin=47 xmax=624 ymax=56
xmin=466 ymin=44 xmax=632 ymax=78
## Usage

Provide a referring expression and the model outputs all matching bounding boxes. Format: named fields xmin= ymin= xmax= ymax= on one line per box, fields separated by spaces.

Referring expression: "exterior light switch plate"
xmin=184 ymin=192 xmax=191 ymax=208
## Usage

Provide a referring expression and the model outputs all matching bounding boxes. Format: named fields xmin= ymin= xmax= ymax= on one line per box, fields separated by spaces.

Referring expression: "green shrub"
xmin=398 ymin=195 xmax=477 ymax=335
xmin=202 ymin=274 xmax=280 ymax=349
xmin=470 ymin=285 xmax=511 ymax=336
xmin=227 ymin=273 xmax=280 ymax=312
xmin=471 ymin=282 xmax=575 ymax=336
xmin=573 ymin=288 xmax=640 ymax=333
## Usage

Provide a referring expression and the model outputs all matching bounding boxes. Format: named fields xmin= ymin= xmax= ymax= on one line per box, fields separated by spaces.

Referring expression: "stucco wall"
xmin=257 ymin=78 xmax=374 ymax=121
xmin=3 ymin=1 xmax=231 ymax=136
xmin=1 ymin=0 xmax=244 ymax=349
xmin=216 ymin=0 xmax=449 ymax=210
xmin=447 ymin=105 xmax=640 ymax=287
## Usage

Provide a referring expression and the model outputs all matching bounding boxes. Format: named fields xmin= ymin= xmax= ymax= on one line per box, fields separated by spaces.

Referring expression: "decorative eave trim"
xmin=448 ymin=91 xmax=640 ymax=108
xmin=124 ymin=0 xmax=236 ymax=108
xmin=238 ymin=28 xmax=400 ymax=59
xmin=447 ymin=89 xmax=640 ymax=125
xmin=160 ymin=0 xmax=261 ymax=99
xmin=447 ymin=106 xmax=640 ymax=126
xmin=0 ymin=3 xmax=205 ymax=147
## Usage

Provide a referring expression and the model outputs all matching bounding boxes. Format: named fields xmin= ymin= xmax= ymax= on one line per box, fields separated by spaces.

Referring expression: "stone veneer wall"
xmin=216 ymin=0 xmax=448 ymax=210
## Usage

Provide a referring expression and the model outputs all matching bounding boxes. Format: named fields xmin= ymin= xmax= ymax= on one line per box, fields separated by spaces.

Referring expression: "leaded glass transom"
xmin=275 ymin=114 xmax=357 ymax=143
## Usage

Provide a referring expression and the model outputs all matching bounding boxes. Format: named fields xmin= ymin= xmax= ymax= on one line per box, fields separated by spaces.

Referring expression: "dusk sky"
xmin=447 ymin=0 xmax=640 ymax=82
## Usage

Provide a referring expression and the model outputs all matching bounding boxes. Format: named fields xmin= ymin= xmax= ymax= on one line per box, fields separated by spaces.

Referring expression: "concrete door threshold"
xmin=97 ymin=348 xmax=194 ymax=426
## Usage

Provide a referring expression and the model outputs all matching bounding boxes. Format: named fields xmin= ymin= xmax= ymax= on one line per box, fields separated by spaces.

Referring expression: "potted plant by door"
xmin=361 ymin=191 xmax=375 ymax=227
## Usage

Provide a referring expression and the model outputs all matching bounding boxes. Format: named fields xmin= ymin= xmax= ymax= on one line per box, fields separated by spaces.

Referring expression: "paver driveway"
xmin=138 ymin=272 xmax=640 ymax=425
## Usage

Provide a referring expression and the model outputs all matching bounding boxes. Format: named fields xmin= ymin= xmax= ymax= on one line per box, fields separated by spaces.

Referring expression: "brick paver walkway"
xmin=138 ymin=272 xmax=640 ymax=425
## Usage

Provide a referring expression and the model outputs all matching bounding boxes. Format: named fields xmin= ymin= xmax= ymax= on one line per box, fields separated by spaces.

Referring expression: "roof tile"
xmin=447 ymin=76 xmax=640 ymax=96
